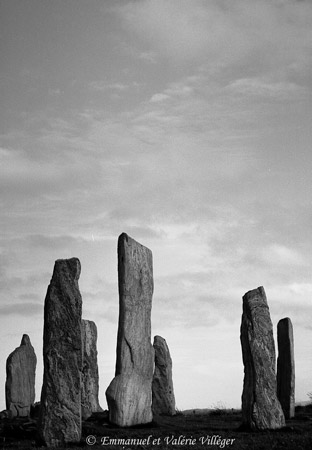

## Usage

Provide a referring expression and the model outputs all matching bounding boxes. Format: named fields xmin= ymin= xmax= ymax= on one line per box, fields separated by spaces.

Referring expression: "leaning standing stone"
xmin=152 ymin=335 xmax=176 ymax=416
xmin=5 ymin=334 xmax=36 ymax=417
xmin=240 ymin=286 xmax=285 ymax=429
xmin=106 ymin=233 xmax=154 ymax=426
xmin=38 ymin=258 xmax=82 ymax=447
xmin=277 ymin=317 xmax=295 ymax=419
xmin=81 ymin=319 xmax=102 ymax=419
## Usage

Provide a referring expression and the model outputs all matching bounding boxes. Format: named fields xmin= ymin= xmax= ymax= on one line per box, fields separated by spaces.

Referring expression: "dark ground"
xmin=0 ymin=405 xmax=311 ymax=450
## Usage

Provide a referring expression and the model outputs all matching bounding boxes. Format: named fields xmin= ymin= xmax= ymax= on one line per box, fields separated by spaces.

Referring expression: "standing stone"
xmin=81 ymin=319 xmax=102 ymax=419
xmin=152 ymin=335 xmax=176 ymax=416
xmin=106 ymin=233 xmax=154 ymax=426
xmin=5 ymin=334 xmax=36 ymax=417
xmin=38 ymin=258 xmax=82 ymax=447
xmin=277 ymin=317 xmax=295 ymax=419
xmin=240 ymin=286 xmax=285 ymax=430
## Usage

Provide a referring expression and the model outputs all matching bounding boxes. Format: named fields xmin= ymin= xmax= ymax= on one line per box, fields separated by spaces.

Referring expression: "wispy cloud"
xmin=227 ymin=77 xmax=307 ymax=99
xmin=0 ymin=302 xmax=42 ymax=317
xmin=138 ymin=51 xmax=157 ymax=64
xmin=89 ymin=81 xmax=130 ymax=92
xmin=115 ymin=0 xmax=312 ymax=80
xmin=150 ymin=93 xmax=170 ymax=103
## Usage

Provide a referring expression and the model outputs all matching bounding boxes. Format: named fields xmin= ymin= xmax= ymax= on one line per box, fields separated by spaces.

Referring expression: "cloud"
xmin=265 ymin=282 xmax=312 ymax=327
xmin=0 ymin=257 xmax=24 ymax=295
xmin=0 ymin=302 xmax=42 ymax=317
xmin=1 ymin=2 xmax=311 ymax=334
xmin=91 ymin=82 xmax=126 ymax=92
xmin=138 ymin=51 xmax=157 ymax=64
xmin=288 ymin=282 xmax=312 ymax=297
xmin=115 ymin=0 xmax=312 ymax=79
xmin=115 ymin=0 xmax=242 ymax=64
xmin=89 ymin=81 xmax=131 ymax=92
xmin=150 ymin=93 xmax=170 ymax=103
xmin=226 ymin=77 xmax=307 ymax=99
xmin=260 ymin=244 xmax=306 ymax=266
xmin=0 ymin=139 xmax=101 ymax=203
xmin=25 ymin=234 xmax=86 ymax=249
xmin=149 ymin=78 xmax=196 ymax=103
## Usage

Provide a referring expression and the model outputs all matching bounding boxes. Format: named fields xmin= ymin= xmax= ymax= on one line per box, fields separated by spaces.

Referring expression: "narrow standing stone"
xmin=240 ymin=286 xmax=285 ymax=429
xmin=152 ymin=335 xmax=176 ymax=416
xmin=38 ymin=258 xmax=82 ymax=447
xmin=106 ymin=233 xmax=154 ymax=426
xmin=277 ymin=317 xmax=295 ymax=419
xmin=5 ymin=334 xmax=36 ymax=417
xmin=81 ymin=319 xmax=102 ymax=419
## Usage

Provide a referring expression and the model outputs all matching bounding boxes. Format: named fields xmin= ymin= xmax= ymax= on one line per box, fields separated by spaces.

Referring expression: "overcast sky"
xmin=1 ymin=0 xmax=312 ymax=411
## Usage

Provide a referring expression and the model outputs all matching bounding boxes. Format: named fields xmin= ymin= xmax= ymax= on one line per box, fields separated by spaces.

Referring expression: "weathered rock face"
xmin=240 ymin=286 xmax=285 ymax=430
xmin=5 ymin=334 xmax=36 ymax=418
xmin=106 ymin=233 xmax=154 ymax=427
xmin=152 ymin=335 xmax=176 ymax=416
xmin=81 ymin=319 xmax=102 ymax=419
xmin=38 ymin=258 xmax=82 ymax=447
xmin=277 ymin=317 xmax=295 ymax=419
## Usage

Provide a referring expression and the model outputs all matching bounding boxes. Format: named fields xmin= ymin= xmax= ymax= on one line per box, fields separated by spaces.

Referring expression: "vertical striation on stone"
xmin=277 ymin=317 xmax=295 ymax=419
xmin=240 ymin=286 xmax=285 ymax=430
xmin=106 ymin=233 xmax=154 ymax=427
xmin=5 ymin=334 xmax=36 ymax=417
xmin=38 ymin=258 xmax=82 ymax=447
xmin=152 ymin=335 xmax=176 ymax=416
xmin=81 ymin=319 xmax=102 ymax=419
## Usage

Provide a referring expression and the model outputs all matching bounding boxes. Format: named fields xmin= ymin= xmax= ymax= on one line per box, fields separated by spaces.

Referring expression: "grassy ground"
xmin=0 ymin=405 xmax=311 ymax=449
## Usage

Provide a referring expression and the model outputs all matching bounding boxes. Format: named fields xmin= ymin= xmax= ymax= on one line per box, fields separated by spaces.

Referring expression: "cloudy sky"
xmin=1 ymin=0 xmax=312 ymax=411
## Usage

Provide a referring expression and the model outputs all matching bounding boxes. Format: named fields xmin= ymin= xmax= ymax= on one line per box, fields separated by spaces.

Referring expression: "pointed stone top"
xmin=118 ymin=233 xmax=137 ymax=249
xmin=243 ymin=286 xmax=268 ymax=308
xmin=243 ymin=285 xmax=265 ymax=298
xmin=20 ymin=334 xmax=31 ymax=346
xmin=154 ymin=336 xmax=168 ymax=348
xmin=153 ymin=336 xmax=171 ymax=357
xmin=53 ymin=258 xmax=81 ymax=280
xmin=119 ymin=232 xmax=129 ymax=241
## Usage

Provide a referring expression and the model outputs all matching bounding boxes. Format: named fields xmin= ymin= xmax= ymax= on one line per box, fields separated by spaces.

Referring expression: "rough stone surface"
xmin=106 ymin=233 xmax=154 ymax=427
xmin=240 ymin=286 xmax=285 ymax=430
xmin=5 ymin=334 xmax=36 ymax=418
xmin=81 ymin=319 xmax=102 ymax=419
xmin=152 ymin=335 xmax=176 ymax=416
xmin=38 ymin=258 xmax=82 ymax=447
xmin=0 ymin=409 xmax=13 ymax=420
xmin=277 ymin=317 xmax=295 ymax=419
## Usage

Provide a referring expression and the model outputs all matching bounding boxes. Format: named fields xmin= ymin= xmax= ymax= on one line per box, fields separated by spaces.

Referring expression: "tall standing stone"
xmin=38 ymin=258 xmax=82 ymax=447
xmin=277 ymin=317 xmax=295 ymax=419
xmin=152 ymin=335 xmax=176 ymax=416
xmin=81 ymin=319 xmax=102 ymax=419
xmin=5 ymin=334 xmax=36 ymax=417
xmin=106 ymin=233 xmax=154 ymax=427
xmin=240 ymin=286 xmax=285 ymax=430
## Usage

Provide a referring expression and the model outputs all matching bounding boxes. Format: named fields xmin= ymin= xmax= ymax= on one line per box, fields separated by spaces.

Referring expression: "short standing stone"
xmin=81 ymin=319 xmax=102 ymax=419
xmin=152 ymin=335 xmax=176 ymax=416
xmin=38 ymin=258 xmax=82 ymax=447
xmin=240 ymin=286 xmax=285 ymax=429
xmin=277 ymin=317 xmax=295 ymax=419
xmin=106 ymin=233 xmax=154 ymax=426
xmin=5 ymin=334 xmax=36 ymax=417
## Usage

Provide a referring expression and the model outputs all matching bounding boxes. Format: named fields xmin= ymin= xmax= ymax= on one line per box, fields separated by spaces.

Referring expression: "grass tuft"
xmin=209 ymin=401 xmax=229 ymax=416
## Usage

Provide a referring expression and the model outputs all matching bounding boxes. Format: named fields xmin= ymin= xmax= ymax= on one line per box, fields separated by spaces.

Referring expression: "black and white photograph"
xmin=0 ymin=1 xmax=312 ymax=448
